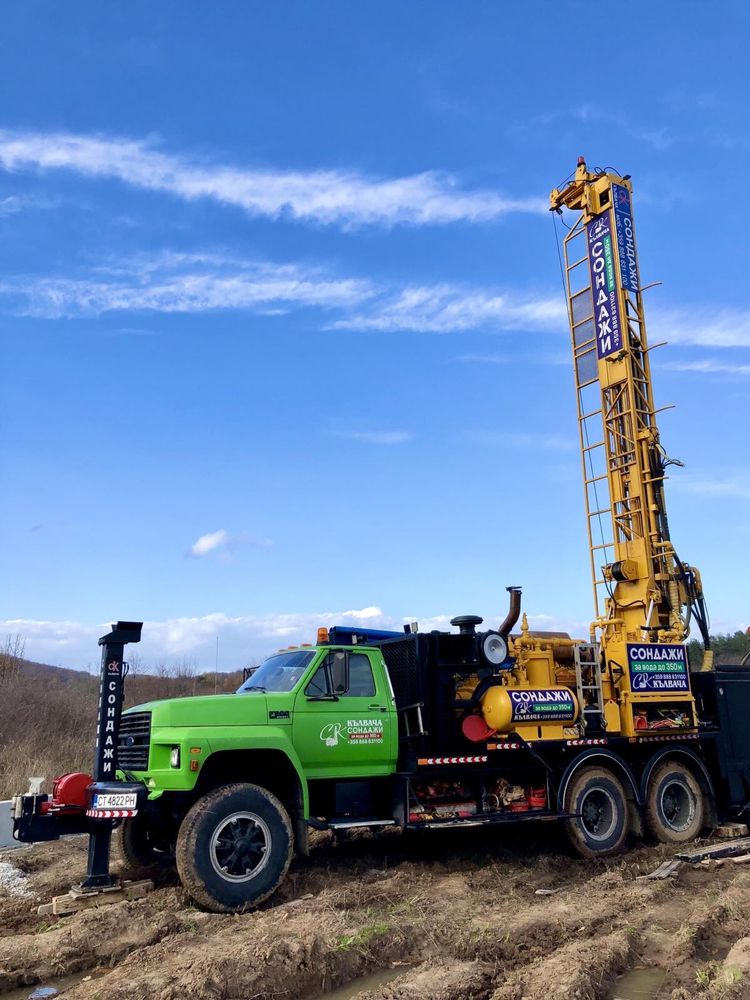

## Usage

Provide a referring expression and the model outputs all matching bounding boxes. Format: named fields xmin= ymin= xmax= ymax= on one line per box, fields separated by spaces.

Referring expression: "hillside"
xmin=0 ymin=655 xmax=245 ymax=800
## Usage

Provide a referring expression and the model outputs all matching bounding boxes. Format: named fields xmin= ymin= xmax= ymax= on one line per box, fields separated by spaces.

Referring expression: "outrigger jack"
xmin=13 ymin=620 xmax=146 ymax=897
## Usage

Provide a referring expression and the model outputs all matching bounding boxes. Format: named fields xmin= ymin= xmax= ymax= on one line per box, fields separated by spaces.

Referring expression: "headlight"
xmin=170 ymin=746 xmax=181 ymax=768
xmin=480 ymin=631 xmax=508 ymax=667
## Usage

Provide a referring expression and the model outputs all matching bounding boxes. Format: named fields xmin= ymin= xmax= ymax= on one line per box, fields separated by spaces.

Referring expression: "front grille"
xmin=118 ymin=711 xmax=151 ymax=771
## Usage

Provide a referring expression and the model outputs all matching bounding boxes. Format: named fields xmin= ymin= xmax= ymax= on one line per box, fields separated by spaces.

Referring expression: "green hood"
xmin=127 ymin=692 xmax=269 ymax=728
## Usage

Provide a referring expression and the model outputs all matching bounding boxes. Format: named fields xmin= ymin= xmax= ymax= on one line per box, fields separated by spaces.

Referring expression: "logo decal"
xmin=319 ymin=718 xmax=384 ymax=747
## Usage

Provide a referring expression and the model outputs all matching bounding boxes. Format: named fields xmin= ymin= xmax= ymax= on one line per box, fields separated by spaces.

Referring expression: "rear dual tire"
xmin=564 ymin=767 xmax=628 ymax=858
xmin=176 ymin=782 xmax=293 ymax=913
xmin=645 ymin=761 xmax=705 ymax=844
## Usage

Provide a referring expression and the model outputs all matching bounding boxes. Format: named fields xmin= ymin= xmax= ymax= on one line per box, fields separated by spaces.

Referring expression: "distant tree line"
xmin=688 ymin=630 xmax=750 ymax=669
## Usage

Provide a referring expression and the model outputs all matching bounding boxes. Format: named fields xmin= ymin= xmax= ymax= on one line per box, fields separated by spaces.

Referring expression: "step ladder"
xmin=573 ymin=642 xmax=604 ymax=734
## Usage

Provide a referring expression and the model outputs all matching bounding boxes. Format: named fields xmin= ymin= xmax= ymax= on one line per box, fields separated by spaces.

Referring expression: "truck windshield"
xmin=236 ymin=650 xmax=315 ymax=694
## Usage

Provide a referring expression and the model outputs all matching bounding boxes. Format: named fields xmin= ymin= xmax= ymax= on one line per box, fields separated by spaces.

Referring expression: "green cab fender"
xmin=188 ymin=725 xmax=310 ymax=816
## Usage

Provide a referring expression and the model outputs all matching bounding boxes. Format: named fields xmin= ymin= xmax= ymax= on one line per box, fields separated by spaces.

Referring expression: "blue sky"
xmin=2 ymin=2 xmax=749 ymax=671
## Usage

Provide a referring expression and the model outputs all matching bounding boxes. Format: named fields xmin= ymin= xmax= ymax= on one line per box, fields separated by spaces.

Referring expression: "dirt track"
xmin=2 ymin=828 xmax=750 ymax=1000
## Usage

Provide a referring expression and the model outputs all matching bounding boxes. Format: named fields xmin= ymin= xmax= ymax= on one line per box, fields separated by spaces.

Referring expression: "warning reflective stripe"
xmin=85 ymin=808 xmax=139 ymax=819
xmin=485 ymin=743 xmax=521 ymax=751
xmin=566 ymin=738 xmax=608 ymax=746
xmin=417 ymin=756 xmax=488 ymax=765
xmin=637 ymin=733 xmax=698 ymax=743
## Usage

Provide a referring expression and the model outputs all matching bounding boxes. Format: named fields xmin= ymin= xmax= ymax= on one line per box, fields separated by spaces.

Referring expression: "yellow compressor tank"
xmin=481 ymin=685 xmax=579 ymax=734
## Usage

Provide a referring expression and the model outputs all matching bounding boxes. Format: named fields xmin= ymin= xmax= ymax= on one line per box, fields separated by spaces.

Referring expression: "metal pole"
xmin=79 ymin=621 xmax=142 ymax=891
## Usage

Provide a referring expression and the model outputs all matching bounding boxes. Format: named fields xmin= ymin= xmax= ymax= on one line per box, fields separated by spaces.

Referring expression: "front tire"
xmin=563 ymin=767 xmax=628 ymax=858
xmin=645 ymin=761 xmax=705 ymax=844
xmin=176 ymin=782 xmax=293 ymax=913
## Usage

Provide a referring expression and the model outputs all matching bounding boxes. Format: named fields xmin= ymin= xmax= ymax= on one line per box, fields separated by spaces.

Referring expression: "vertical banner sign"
xmin=94 ymin=647 xmax=125 ymax=781
xmin=627 ymin=643 xmax=690 ymax=693
xmin=612 ymin=183 xmax=639 ymax=292
xmin=586 ymin=211 xmax=623 ymax=359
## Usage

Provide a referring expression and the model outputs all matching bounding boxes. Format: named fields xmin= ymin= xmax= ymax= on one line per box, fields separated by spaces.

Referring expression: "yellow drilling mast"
xmin=549 ymin=158 xmax=711 ymax=738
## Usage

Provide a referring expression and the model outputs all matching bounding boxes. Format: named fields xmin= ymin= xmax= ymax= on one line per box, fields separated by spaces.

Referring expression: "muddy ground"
xmin=2 ymin=827 xmax=750 ymax=1000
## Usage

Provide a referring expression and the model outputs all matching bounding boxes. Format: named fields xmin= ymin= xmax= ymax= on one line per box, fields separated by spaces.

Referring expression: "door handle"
xmin=369 ymin=704 xmax=387 ymax=712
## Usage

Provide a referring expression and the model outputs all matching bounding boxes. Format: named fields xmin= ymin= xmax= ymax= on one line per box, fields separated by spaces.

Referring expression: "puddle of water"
xmin=3 ymin=970 xmax=106 ymax=1000
xmin=323 ymin=967 xmax=404 ymax=999
xmin=607 ymin=967 xmax=667 ymax=999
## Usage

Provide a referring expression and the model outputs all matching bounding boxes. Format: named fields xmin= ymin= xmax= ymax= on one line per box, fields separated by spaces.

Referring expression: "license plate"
xmin=92 ymin=792 xmax=138 ymax=809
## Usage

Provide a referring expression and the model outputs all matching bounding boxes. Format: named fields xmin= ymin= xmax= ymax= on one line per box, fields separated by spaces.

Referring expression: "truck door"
xmin=292 ymin=649 xmax=396 ymax=778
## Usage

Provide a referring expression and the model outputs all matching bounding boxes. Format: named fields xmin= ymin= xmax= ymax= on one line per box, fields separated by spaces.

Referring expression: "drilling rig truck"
xmin=12 ymin=160 xmax=750 ymax=914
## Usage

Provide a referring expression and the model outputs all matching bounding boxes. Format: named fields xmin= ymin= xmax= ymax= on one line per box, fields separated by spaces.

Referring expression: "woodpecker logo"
xmin=107 ymin=660 xmax=121 ymax=676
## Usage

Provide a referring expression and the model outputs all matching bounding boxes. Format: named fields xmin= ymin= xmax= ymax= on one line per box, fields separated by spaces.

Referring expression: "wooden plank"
xmin=637 ymin=858 xmax=681 ymax=880
xmin=716 ymin=823 xmax=749 ymax=838
xmin=38 ymin=879 xmax=154 ymax=916
xmin=731 ymin=853 xmax=750 ymax=865
xmin=676 ymin=837 xmax=750 ymax=863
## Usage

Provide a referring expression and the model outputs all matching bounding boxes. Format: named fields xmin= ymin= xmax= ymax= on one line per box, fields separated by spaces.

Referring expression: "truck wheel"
xmin=645 ymin=761 xmax=705 ymax=844
xmin=117 ymin=815 xmax=174 ymax=870
xmin=563 ymin=767 xmax=628 ymax=858
xmin=176 ymin=783 xmax=293 ymax=913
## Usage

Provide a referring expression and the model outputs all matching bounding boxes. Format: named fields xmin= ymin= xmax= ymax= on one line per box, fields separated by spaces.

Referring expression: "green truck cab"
xmin=118 ymin=638 xmax=400 ymax=911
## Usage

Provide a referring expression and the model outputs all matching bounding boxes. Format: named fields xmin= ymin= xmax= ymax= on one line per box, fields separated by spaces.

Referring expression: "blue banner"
xmin=627 ymin=643 xmax=690 ymax=693
xmin=613 ymin=183 xmax=639 ymax=292
xmin=586 ymin=212 xmax=624 ymax=359
xmin=509 ymin=688 xmax=576 ymax=723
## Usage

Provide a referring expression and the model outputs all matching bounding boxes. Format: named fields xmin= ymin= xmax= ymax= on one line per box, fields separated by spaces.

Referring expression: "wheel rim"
xmin=660 ymin=779 xmax=695 ymax=832
xmin=580 ymin=787 xmax=617 ymax=841
xmin=210 ymin=811 xmax=271 ymax=883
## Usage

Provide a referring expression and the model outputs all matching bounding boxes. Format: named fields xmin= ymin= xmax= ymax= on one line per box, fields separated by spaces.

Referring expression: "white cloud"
xmin=661 ymin=358 xmax=750 ymax=377
xmin=673 ymin=470 xmax=750 ymax=502
xmin=456 ymin=351 xmax=569 ymax=366
xmin=0 ymin=195 xmax=21 ymax=216
xmin=463 ymin=429 xmax=575 ymax=451
xmin=0 ymin=129 xmax=546 ymax=228
xmin=335 ymin=430 xmax=414 ymax=445
xmin=189 ymin=529 xmax=231 ymax=557
xmin=334 ymin=284 xmax=566 ymax=333
xmin=2 ymin=606 xmax=605 ymax=671
xmin=0 ymin=253 xmax=373 ymax=319
xmin=652 ymin=307 xmax=750 ymax=349
xmin=188 ymin=529 xmax=272 ymax=558
xmin=0 ymin=251 xmax=569 ymax=338
xmin=1 ymin=244 xmax=746 ymax=354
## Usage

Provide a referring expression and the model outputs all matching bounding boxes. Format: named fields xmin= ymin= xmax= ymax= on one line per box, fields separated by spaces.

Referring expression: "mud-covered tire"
xmin=176 ymin=782 xmax=293 ymax=913
xmin=645 ymin=761 xmax=705 ymax=844
xmin=117 ymin=814 xmax=174 ymax=871
xmin=563 ymin=767 xmax=628 ymax=858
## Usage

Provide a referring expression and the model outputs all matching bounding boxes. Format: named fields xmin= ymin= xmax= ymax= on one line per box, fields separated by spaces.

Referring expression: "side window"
xmin=305 ymin=664 xmax=329 ymax=697
xmin=348 ymin=653 xmax=376 ymax=697
xmin=303 ymin=652 xmax=376 ymax=698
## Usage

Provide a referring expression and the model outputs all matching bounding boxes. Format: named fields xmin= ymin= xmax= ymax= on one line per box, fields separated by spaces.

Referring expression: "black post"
xmin=79 ymin=621 xmax=142 ymax=891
